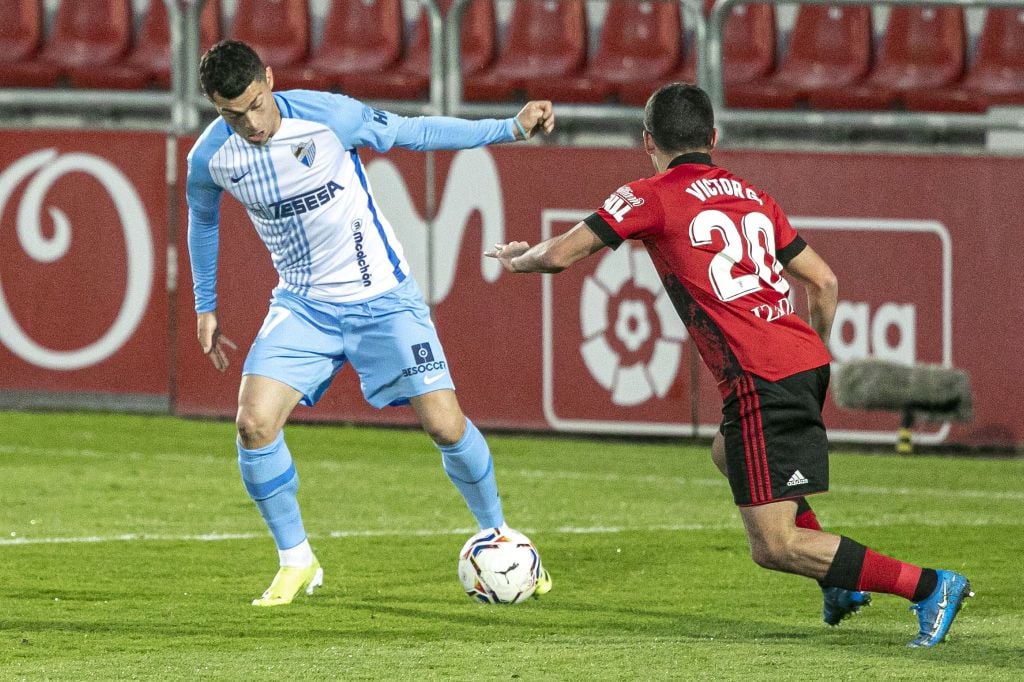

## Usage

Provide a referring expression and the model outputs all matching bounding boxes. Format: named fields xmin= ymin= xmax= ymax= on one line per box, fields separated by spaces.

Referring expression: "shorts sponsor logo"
xmin=411 ymin=342 xmax=434 ymax=363
xmin=403 ymin=342 xmax=447 ymax=377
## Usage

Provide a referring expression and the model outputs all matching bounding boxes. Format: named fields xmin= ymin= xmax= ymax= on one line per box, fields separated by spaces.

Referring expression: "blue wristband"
xmin=513 ymin=117 xmax=528 ymax=140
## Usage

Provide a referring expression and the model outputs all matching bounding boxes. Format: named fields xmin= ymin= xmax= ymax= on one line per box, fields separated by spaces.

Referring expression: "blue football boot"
xmin=822 ymin=586 xmax=872 ymax=626
xmin=908 ymin=570 xmax=973 ymax=648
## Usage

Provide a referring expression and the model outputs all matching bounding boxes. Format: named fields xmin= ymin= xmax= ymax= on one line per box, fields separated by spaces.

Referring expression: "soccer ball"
xmin=458 ymin=527 xmax=543 ymax=604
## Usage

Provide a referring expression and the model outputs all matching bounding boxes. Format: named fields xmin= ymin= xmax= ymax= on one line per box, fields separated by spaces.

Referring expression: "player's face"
xmin=211 ymin=68 xmax=281 ymax=146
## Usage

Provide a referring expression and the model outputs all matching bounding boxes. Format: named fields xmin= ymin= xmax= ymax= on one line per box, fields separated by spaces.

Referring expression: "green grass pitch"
xmin=1 ymin=411 xmax=1021 ymax=680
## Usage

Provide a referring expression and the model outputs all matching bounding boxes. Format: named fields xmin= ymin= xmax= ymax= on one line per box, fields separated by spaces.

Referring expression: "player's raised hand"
xmin=485 ymin=242 xmax=532 ymax=272
xmin=197 ymin=311 xmax=237 ymax=373
xmin=515 ymin=101 xmax=554 ymax=139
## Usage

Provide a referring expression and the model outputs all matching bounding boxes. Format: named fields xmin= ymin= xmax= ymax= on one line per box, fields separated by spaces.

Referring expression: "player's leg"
xmin=236 ymin=374 xmax=323 ymax=606
xmin=725 ymin=368 xmax=970 ymax=645
xmin=409 ymin=389 xmax=552 ymax=596
xmin=738 ymin=502 xmax=972 ymax=646
xmin=347 ymin=279 xmax=505 ymax=529
xmin=409 ymin=389 xmax=504 ymax=529
xmin=348 ymin=278 xmax=551 ymax=594
xmin=239 ymin=293 xmax=346 ymax=606
xmin=715 ymin=429 xmax=870 ymax=623
xmin=236 ymin=374 xmax=309 ymax=558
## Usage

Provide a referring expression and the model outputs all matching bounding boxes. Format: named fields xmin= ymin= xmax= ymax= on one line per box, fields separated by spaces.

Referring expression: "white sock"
xmin=278 ymin=538 xmax=315 ymax=568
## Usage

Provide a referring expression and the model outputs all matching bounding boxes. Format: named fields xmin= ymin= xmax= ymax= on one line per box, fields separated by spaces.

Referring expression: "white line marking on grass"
xmin=2 ymin=516 xmax=1022 ymax=547
xmin=0 ymin=532 xmax=265 ymax=546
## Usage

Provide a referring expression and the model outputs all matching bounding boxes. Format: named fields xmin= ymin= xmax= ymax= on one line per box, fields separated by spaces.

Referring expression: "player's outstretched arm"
xmin=783 ymin=245 xmax=839 ymax=344
xmin=514 ymin=101 xmax=555 ymax=140
xmin=197 ymin=311 xmax=237 ymax=373
xmin=485 ymin=222 xmax=605 ymax=273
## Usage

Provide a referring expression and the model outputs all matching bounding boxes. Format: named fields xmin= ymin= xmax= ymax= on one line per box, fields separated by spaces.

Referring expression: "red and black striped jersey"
xmin=584 ymin=152 xmax=830 ymax=393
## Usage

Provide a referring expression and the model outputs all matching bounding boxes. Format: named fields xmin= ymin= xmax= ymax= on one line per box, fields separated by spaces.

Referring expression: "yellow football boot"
xmin=252 ymin=560 xmax=323 ymax=607
xmin=534 ymin=567 xmax=553 ymax=597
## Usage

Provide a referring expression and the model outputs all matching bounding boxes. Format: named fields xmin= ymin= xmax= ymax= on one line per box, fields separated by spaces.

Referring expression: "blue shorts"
xmin=243 ymin=278 xmax=455 ymax=408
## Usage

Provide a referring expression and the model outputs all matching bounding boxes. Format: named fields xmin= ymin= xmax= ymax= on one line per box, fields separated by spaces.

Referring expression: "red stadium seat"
xmin=229 ymin=0 xmax=309 ymax=70
xmin=463 ymin=0 xmax=587 ymax=102
xmin=273 ymin=0 xmax=403 ymax=92
xmin=338 ymin=0 xmax=497 ymax=101
xmin=0 ymin=0 xmax=60 ymax=88
xmin=530 ymin=1 xmax=683 ymax=104
xmin=69 ymin=0 xmax=222 ymax=90
xmin=0 ymin=0 xmax=131 ymax=88
xmin=904 ymin=9 xmax=1024 ymax=112
xmin=728 ymin=5 xmax=872 ymax=110
xmin=618 ymin=3 xmax=776 ymax=107
xmin=720 ymin=3 xmax=777 ymax=88
xmin=809 ymin=7 xmax=966 ymax=111
xmin=0 ymin=0 xmax=44 ymax=64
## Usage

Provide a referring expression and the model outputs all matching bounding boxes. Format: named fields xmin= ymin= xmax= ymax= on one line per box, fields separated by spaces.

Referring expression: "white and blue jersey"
xmin=186 ymin=90 xmax=517 ymax=407
xmin=186 ymin=89 xmax=516 ymax=312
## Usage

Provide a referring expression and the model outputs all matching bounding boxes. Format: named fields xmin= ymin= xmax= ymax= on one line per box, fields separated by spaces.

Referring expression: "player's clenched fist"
xmin=514 ymin=101 xmax=555 ymax=139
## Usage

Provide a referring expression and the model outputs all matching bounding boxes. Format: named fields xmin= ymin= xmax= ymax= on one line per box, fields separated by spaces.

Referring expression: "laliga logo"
xmin=366 ymin=148 xmax=504 ymax=304
xmin=580 ymin=244 xmax=688 ymax=406
xmin=0 ymin=149 xmax=153 ymax=370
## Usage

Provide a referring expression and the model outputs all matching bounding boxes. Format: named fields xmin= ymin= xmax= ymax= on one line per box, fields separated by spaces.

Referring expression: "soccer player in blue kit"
xmin=186 ymin=40 xmax=554 ymax=606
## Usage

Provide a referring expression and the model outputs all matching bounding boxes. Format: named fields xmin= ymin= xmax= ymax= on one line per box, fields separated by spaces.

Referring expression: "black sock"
xmin=912 ymin=569 xmax=939 ymax=602
xmin=821 ymin=536 xmax=868 ymax=591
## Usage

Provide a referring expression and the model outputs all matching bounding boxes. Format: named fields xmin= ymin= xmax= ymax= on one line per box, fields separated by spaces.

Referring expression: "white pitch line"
xmin=2 ymin=515 xmax=1022 ymax=547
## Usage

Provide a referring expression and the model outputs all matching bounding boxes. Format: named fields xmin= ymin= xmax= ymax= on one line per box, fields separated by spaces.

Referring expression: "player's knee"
xmin=749 ymin=535 xmax=799 ymax=572
xmin=236 ymin=410 xmax=279 ymax=449
xmin=425 ymin=416 xmax=466 ymax=447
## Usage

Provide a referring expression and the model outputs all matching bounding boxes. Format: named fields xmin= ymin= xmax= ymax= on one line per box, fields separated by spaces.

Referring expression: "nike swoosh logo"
xmin=929 ymin=584 xmax=950 ymax=636
xmin=423 ymin=373 xmax=447 ymax=385
xmin=230 ymin=170 xmax=252 ymax=183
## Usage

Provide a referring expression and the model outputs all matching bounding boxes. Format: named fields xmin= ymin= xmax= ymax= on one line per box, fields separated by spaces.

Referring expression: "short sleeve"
xmin=585 ymin=181 xmax=663 ymax=249
xmin=772 ymin=203 xmax=806 ymax=266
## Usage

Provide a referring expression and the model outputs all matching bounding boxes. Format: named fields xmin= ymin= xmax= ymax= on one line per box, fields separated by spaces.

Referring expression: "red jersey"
xmin=585 ymin=152 xmax=830 ymax=393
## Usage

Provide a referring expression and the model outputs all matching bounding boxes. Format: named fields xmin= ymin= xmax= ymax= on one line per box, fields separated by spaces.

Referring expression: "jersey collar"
xmin=667 ymin=152 xmax=713 ymax=168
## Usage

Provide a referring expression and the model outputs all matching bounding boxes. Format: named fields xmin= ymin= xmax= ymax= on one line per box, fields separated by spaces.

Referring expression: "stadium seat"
xmin=0 ymin=0 xmax=131 ymax=88
xmin=229 ymin=0 xmax=309 ymax=70
xmin=528 ymin=1 xmax=683 ymax=104
xmin=728 ymin=5 xmax=872 ymax=110
xmin=273 ymin=0 xmax=403 ymax=92
xmin=338 ymin=0 xmax=497 ymax=101
xmin=809 ymin=7 xmax=966 ymax=111
xmin=618 ymin=3 xmax=776 ymax=107
xmin=903 ymin=8 xmax=1024 ymax=112
xmin=0 ymin=0 xmax=59 ymax=87
xmin=0 ymin=0 xmax=44 ymax=65
xmin=720 ymin=3 xmax=777 ymax=88
xmin=69 ymin=0 xmax=222 ymax=90
xmin=463 ymin=0 xmax=587 ymax=102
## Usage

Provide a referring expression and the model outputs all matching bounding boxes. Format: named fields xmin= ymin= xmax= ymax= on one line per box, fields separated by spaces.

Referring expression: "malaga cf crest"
xmin=292 ymin=140 xmax=316 ymax=168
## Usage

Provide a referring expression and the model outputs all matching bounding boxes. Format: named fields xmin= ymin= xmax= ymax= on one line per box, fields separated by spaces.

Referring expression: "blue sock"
xmin=438 ymin=419 xmax=505 ymax=529
xmin=237 ymin=432 xmax=307 ymax=550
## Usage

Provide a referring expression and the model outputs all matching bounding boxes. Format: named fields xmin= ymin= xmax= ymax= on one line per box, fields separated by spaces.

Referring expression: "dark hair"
xmin=199 ymin=40 xmax=266 ymax=99
xmin=643 ymin=83 xmax=714 ymax=153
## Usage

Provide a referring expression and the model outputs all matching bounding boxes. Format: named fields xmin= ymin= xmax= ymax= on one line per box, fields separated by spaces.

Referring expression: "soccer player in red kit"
xmin=486 ymin=83 xmax=971 ymax=647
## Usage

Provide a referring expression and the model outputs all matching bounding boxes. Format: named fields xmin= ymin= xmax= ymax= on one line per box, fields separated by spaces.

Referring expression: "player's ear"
xmin=265 ymin=66 xmax=274 ymax=91
xmin=642 ymin=129 xmax=657 ymax=155
xmin=709 ymin=128 xmax=718 ymax=151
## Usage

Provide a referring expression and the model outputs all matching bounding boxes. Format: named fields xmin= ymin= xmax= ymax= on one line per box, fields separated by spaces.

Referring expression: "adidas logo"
xmin=787 ymin=470 xmax=809 ymax=487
